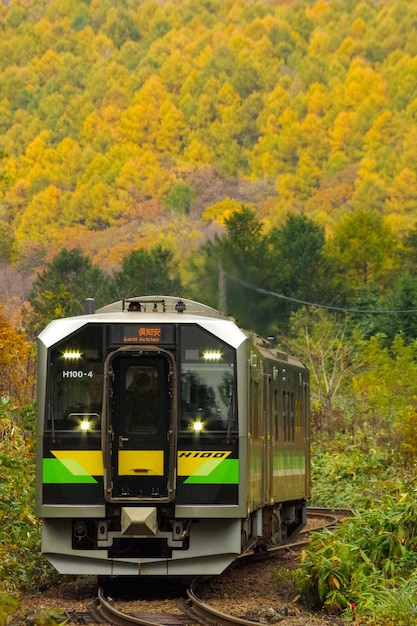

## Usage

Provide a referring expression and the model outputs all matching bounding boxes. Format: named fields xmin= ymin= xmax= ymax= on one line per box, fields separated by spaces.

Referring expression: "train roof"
xmin=96 ymin=295 xmax=230 ymax=319
xmin=38 ymin=296 xmax=306 ymax=370
xmin=38 ymin=295 xmax=247 ymax=349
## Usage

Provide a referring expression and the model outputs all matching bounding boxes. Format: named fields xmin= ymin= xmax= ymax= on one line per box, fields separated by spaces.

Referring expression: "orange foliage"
xmin=0 ymin=309 xmax=35 ymax=407
xmin=119 ymin=199 xmax=165 ymax=224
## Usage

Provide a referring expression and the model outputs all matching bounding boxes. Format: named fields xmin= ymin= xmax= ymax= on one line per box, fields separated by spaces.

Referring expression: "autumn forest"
xmin=2 ymin=0 xmax=417 ymax=316
xmin=3 ymin=1 xmax=417 ymax=621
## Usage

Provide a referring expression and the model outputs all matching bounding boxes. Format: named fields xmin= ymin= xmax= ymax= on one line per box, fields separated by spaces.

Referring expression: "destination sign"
xmin=110 ymin=324 xmax=175 ymax=345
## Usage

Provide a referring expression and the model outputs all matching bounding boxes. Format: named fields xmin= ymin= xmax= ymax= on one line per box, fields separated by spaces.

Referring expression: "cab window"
xmin=46 ymin=325 xmax=104 ymax=433
xmin=179 ymin=325 xmax=237 ymax=433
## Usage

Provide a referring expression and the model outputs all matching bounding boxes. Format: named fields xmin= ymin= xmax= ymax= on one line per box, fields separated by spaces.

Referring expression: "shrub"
xmin=0 ymin=398 xmax=55 ymax=597
xmin=296 ymin=491 xmax=417 ymax=623
xmin=310 ymin=436 xmax=401 ymax=508
xmin=164 ymin=182 xmax=195 ymax=214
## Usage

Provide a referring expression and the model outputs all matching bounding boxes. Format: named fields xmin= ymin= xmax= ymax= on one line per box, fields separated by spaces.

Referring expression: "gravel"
xmin=197 ymin=549 xmax=344 ymax=625
xmin=14 ymin=548 xmax=345 ymax=625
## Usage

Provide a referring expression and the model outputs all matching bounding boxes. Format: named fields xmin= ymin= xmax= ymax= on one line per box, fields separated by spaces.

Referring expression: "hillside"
xmin=1 ymin=0 xmax=417 ymax=306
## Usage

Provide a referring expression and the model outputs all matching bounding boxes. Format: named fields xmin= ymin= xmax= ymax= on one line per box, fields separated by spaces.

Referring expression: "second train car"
xmin=36 ymin=296 xmax=310 ymax=576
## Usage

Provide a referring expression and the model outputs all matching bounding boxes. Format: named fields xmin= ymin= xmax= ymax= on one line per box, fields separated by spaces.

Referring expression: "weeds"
xmin=297 ymin=447 xmax=417 ymax=624
xmin=0 ymin=398 xmax=55 ymax=601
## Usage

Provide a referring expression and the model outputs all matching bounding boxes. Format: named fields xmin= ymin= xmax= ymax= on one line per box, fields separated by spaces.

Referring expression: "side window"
xmin=250 ymin=378 xmax=259 ymax=440
xmin=283 ymin=390 xmax=295 ymax=444
xmin=273 ymin=387 xmax=279 ymax=442
xmin=289 ymin=391 xmax=295 ymax=441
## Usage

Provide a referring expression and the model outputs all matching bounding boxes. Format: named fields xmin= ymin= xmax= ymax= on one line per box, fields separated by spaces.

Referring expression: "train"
xmin=35 ymin=295 xmax=310 ymax=577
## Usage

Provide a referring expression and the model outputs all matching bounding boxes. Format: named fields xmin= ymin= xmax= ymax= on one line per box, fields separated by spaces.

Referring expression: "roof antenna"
xmin=175 ymin=299 xmax=186 ymax=313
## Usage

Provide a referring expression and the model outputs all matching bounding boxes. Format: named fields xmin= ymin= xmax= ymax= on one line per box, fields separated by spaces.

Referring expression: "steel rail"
xmin=186 ymin=582 xmax=260 ymax=626
xmin=307 ymin=506 xmax=353 ymax=519
xmin=93 ymin=584 xmax=263 ymax=626
xmin=92 ymin=588 xmax=159 ymax=626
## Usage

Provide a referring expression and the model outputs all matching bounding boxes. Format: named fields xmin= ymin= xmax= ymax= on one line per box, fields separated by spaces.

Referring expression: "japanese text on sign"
xmin=111 ymin=324 xmax=175 ymax=345
xmin=123 ymin=327 xmax=162 ymax=343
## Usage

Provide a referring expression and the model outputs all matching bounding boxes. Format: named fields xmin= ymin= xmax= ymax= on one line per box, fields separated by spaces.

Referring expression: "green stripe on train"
xmin=43 ymin=458 xmax=97 ymax=484
xmin=184 ymin=458 xmax=239 ymax=484
xmin=273 ymin=453 xmax=305 ymax=476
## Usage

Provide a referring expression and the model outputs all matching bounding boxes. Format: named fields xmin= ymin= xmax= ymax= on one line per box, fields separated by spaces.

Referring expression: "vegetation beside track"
xmin=0 ymin=400 xmax=60 ymax=618
xmin=297 ymin=436 xmax=417 ymax=624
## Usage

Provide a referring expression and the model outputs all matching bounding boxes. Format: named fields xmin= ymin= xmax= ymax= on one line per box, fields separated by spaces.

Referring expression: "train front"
xmin=35 ymin=297 xmax=248 ymax=576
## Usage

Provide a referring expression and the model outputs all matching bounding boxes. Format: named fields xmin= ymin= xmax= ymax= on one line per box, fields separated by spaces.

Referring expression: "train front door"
xmin=105 ymin=350 xmax=175 ymax=502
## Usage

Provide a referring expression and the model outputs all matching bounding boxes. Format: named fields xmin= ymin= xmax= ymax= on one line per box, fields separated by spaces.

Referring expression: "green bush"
xmin=0 ymin=398 xmax=55 ymax=598
xmin=297 ymin=491 xmax=417 ymax=624
xmin=164 ymin=182 xmax=195 ymax=214
xmin=310 ymin=435 xmax=403 ymax=508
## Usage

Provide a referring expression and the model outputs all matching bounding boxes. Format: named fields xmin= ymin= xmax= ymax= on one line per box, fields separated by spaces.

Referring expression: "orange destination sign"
xmin=110 ymin=325 xmax=175 ymax=345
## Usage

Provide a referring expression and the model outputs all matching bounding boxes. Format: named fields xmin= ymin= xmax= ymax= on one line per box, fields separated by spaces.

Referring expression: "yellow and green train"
xmin=36 ymin=296 xmax=310 ymax=577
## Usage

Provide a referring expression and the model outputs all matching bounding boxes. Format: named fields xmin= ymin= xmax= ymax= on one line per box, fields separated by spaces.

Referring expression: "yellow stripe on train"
xmin=118 ymin=450 xmax=164 ymax=476
xmin=177 ymin=451 xmax=232 ymax=476
xmin=51 ymin=450 xmax=103 ymax=476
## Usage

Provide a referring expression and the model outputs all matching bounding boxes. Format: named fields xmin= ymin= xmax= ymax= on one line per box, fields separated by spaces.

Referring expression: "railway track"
xmin=90 ymin=585 xmax=264 ymax=625
xmin=69 ymin=507 xmax=351 ymax=626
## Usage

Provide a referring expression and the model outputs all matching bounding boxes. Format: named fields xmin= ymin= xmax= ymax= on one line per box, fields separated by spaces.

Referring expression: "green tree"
xmin=267 ymin=214 xmax=333 ymax=332
xmin=398 ymin=220 xmax=417 ymax=268
xmin=190 ymin=206 xmax=269 ymax=332
xmin=375 ymin=274 xmax=417 ymax=344
xmin=111 ymin=245 xmax=182 ymax=300
xmin=191 ymin=210 xmax=337 ymax=337
xmin=352 ymin=334 xmax=417 ymax=452
xmin=164 ymin=181 xmax=195 ymax=214
xmin=102 ymin=7 xmax=141 ymax=49
xmin=26 ymin=248 xmax=110 ymax=337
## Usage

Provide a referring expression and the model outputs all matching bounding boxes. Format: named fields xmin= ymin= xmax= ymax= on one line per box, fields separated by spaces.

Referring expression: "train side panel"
xmin=246 ymin=336 xmax=309 ymax=542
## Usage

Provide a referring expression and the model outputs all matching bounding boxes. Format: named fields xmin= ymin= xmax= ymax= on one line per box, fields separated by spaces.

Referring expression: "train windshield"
xmin=46 ymin=325 xmax=104 ymax=433
xmin=180 ymin=325 xmax=237 ymax=434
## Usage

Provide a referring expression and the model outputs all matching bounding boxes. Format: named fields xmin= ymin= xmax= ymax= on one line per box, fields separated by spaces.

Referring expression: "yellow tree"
xmin=118 ymin=75 xmax=185 ymax=156
xmin=351 ymin=172 xmax=388 ymax=213
xmin=249 ymin=84 xmax=290 ymax=176
xmin=363 ymin=110 xmax=406 ymax=175
xmin=63 ymin=181 xmax=129 ymax=229
xmin=330 ymin=110 xmax=356 ymax=154
xmin=326 ymin=209 xmax=398 ymax=288
xmin=202 ymin=198 xmax=249 ymax=225
xmin=208 ymin=82 xmax=246 ymax=175
xmin=300 ymin=112 xmax=330 ymax=167
xmin=156 ymin=100 xmax=187 ymax=156
xmin=14 ymin=185 xmax=62 ymax=244
xmin=385 ymin=168 xmax=417 ymax=216
xmin=343 ymin=59 xmax=386 ymax=109
xmin=160 ymin=47 xmax=193 ymax=94
xmin=116 ymin=150 xmax=174 ymax=200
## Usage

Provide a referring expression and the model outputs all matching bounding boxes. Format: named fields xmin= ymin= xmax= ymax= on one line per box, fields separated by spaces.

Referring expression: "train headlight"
xmin=80 ymin=419 xmax=91 ymax=432
xmin=192 ymin=420 xmax=203 ymax=432
xmin=202 ymin=350 xmax=222 ymax=361
xmin=63 ymin=350 xmax=82 ymax=359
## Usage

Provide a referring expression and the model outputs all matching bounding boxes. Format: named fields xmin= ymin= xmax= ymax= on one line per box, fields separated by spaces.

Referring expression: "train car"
xmin=35 ymin=296 xmax=310 ymax=577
